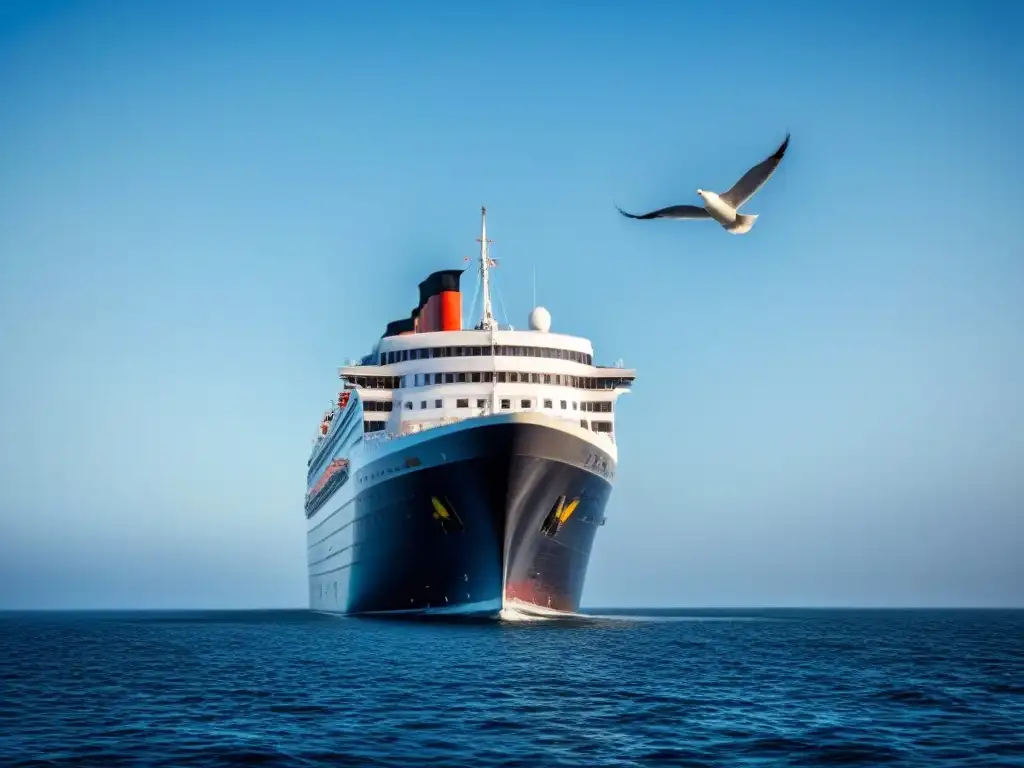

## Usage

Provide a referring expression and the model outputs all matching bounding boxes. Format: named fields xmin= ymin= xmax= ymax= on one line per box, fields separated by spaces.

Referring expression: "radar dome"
xmin=528 ymin=306 xmax=551 ymax=333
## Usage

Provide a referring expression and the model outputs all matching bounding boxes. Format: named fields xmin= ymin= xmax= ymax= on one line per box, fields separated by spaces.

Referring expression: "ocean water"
xmin=1 ymin=609 xmax=1022 ymax=767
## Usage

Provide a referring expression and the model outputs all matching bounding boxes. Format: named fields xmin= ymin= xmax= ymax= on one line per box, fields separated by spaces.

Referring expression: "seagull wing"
xmin=616 ymin=204 xmax=710 ymax=220
xmin=719 ymin=133 xmax=790 ymax=209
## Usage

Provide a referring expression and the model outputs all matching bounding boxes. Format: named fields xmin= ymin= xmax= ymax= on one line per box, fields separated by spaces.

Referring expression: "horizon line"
xmin=2 ymin=605 xmax=1022 ymax=613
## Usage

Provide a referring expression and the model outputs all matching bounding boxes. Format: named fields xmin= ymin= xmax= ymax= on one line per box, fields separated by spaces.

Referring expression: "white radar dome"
xmin=528 ymin=306 xmax=552 ymax=333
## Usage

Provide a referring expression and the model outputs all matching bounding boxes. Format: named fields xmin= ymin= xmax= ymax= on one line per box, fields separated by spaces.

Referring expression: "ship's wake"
xmin=499 ymin=599 xmax=582 ymax=623
xmin=498 ymin=600 xmax=780 ymax=625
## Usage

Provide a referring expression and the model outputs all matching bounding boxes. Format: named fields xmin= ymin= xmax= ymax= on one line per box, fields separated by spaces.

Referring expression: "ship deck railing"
xmin=361 ymin=411 xmax=615 ymax=448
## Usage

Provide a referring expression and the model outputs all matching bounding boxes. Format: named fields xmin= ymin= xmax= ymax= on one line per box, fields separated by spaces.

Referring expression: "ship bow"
xmin=346 ymin=414 xmax=614 ymax=618
xmin=498 ymin=418 xmax=614 ymax=614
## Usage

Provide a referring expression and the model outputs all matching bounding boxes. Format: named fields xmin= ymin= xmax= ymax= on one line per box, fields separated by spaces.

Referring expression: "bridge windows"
xmin=345 ymin=375 xmax=401 ymax=389
xmin=377 ymin=344 xmax=594 ymax=366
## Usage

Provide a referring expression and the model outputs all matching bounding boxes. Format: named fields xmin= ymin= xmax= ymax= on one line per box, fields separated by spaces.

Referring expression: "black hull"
xmin=341 ymin=418 xmax=614 ymax=617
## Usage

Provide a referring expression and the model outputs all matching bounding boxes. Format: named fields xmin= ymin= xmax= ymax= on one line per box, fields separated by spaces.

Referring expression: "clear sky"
xmin=1 ymin=0 xmax=1021 ymax=609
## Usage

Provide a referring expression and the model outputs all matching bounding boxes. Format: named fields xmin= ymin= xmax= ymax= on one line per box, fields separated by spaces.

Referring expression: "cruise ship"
xmin=305 ymin=207 xmax=636 ymax=619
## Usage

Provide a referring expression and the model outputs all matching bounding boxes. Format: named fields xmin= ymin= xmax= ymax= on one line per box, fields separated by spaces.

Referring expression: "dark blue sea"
xmin=1 ymin=609 xmax=1022 ymax=767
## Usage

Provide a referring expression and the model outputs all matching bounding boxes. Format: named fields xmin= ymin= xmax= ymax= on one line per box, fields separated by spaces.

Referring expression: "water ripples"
xmin=1 ymin=609 xmax=1022 ymax=767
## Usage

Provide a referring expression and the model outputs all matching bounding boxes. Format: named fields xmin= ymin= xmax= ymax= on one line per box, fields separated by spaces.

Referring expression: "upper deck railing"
xmin=360 ymin=410 xmax=615 ymax=450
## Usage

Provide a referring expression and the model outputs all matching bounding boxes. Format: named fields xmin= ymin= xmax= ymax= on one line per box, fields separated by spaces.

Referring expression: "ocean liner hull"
xmin=307 ymin=413 xmax=614 ymax=619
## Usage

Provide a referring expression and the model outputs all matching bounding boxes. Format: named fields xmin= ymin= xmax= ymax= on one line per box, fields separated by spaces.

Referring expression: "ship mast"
xmin=476 ymin=206 xmax=497 ymax=331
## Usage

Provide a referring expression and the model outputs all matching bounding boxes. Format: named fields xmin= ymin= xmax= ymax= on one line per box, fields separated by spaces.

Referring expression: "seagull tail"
xmin=727 ymin=213 xmax=758 ymax=235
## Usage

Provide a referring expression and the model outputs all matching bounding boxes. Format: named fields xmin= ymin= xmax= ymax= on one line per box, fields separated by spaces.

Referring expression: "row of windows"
xmin=347 ymin=371 xmax=631 ymax=391
xmin=367 ymin=397 xmax=609 ymax=412
xmin=400 ymin=396 xmax=602 ymax=413
xmin=381 ymin=345 xmax=593 ymax=366
xmin=360 ymin=399 xmax=607 ymax=427
xmin=351 ymin=376 xmax=402 ymax=390
xmin=366 ymin=406 xmax=612 ymax=434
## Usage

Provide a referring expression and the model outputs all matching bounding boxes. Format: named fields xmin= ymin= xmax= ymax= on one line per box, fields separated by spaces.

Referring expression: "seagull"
xmin=617 ymin=133 xmax=790 ymax=235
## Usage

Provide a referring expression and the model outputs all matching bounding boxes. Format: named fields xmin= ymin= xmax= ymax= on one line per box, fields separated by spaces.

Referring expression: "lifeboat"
xmin=306 ymin=458 xmax=351 ymax=501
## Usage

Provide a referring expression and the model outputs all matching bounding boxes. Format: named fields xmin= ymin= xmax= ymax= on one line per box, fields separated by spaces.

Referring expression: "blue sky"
xmin=1 ymin=0 xmax=1021 ymax=609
